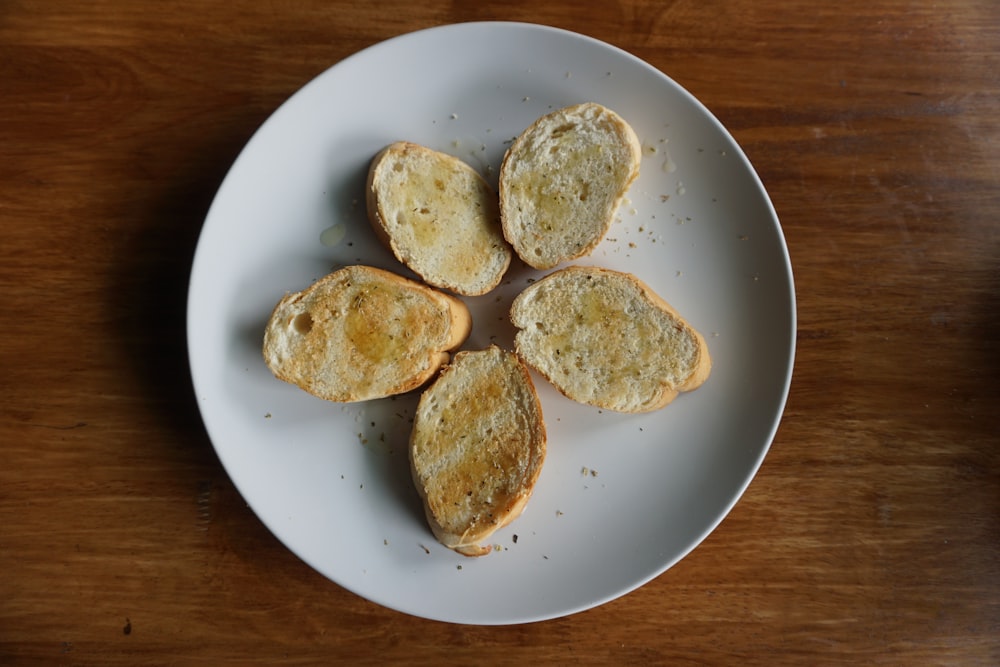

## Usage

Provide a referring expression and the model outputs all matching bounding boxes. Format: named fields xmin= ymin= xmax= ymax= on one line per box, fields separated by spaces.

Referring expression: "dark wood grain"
xmin=2 ymin=1 xmax=998 ymax=664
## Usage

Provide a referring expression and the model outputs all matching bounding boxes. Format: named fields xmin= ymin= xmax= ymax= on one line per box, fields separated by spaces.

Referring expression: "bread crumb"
xmin=556 ymin=510 xmax=564 ymax=516
xmin=264 ymin=413 xmax=272 ymax=419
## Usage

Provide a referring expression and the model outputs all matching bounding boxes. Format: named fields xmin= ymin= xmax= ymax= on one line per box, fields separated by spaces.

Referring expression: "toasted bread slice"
xmin=410 ymin=346 xmax=546 ymax=557
xmin=366 ymin=141 xmax=512 ymax=296
xmin=263 ymin=265 xmax=471 ymax=402
xmin=510 ymin=266 xmax=711 ymax=413
xmin=499 ymin=103 xmax=642 ymax=269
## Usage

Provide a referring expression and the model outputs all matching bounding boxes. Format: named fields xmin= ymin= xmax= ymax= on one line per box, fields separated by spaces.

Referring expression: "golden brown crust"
xmin=365 ymin=145 xmax=396 ymax=253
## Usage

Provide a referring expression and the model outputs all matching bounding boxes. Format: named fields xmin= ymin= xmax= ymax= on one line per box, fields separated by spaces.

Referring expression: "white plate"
xmin=187 ymin=22 xmax=795 ymax=625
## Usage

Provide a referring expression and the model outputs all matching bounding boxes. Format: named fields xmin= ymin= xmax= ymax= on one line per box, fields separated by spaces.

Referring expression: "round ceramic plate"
xmin=187 ymin=22 xmax=795 ymax=625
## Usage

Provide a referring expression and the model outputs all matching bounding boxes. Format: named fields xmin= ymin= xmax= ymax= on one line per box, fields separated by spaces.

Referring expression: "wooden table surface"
xmin=2 ymin=1 xmax=998 ymax=664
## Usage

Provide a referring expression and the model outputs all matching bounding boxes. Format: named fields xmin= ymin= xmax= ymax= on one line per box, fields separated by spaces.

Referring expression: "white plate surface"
xmin=187 ymin=22 xmax=795 ymax=625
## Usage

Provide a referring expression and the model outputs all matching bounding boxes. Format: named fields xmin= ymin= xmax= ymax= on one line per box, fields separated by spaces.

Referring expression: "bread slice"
xmin=263 ymin=265 xmax=471 ymax=403
xmin=499 ymin=103 xmax=642 ymax=269
xmin=366 ymin=141 xmax=512 ymax=296
xmin=409 ymin=346 xmax=546 ymax=557
xmin=510 ymin=266 xmax=711 ymax=413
